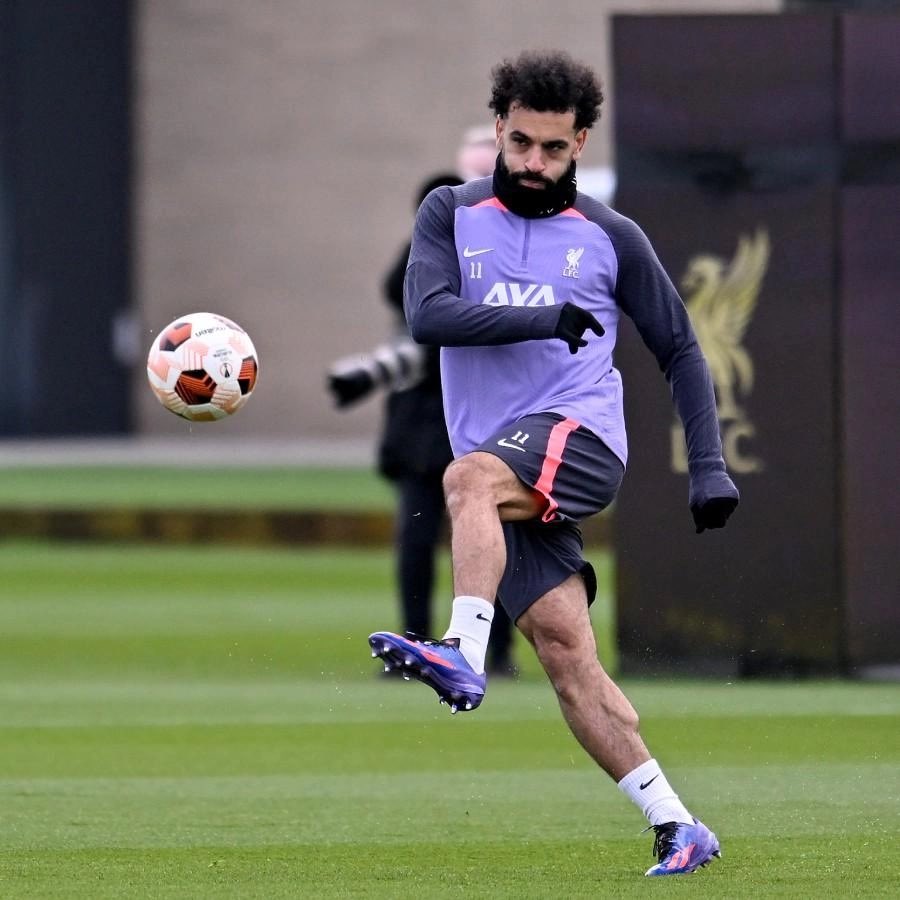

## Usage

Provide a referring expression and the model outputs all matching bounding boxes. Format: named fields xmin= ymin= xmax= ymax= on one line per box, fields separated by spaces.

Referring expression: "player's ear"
xmin=572 ymin=128 xmax=588 ymax=160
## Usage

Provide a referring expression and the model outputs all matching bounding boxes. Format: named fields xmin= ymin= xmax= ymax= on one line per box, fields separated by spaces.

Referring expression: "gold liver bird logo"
xmin=681 ymin=229 xmax=769 ymax=421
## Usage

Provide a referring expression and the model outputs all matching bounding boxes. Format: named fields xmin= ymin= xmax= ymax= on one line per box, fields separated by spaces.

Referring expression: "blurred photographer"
xmin=328 ymin=149 xmax=517 ymax=676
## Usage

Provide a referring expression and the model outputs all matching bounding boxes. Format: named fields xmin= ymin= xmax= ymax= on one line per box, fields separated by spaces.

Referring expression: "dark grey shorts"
xmin=474 ymin=412 xmax=625 ymax=622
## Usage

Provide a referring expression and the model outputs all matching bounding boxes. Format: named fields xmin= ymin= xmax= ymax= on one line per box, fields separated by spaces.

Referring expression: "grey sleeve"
xmin=612 ymin=218 xmax=738 ymax=506
xmin=403 ymin=188 xmax=561 ymax=346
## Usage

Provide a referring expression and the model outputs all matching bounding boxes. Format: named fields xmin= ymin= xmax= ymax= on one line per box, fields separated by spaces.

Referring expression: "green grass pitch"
xmin=0 ymin=466 xmax=395 ymax=511
xmin=0 ymin=540 xmax=897 ymax=898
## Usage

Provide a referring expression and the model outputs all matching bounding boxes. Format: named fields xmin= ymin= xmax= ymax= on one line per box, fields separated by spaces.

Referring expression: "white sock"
xmin=617 ymin=759 xmax=693 ymax=826
xmin=442 ymin=596 xmax=494 ymax=674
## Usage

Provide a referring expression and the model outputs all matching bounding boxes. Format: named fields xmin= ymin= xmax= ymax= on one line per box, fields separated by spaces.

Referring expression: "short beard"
xmin=492 ymin=153 xmax=578 ymax=218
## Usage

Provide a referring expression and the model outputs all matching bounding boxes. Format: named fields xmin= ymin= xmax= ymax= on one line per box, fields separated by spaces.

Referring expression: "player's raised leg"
xmin=368 ymin=451 xmax=538 ymax=711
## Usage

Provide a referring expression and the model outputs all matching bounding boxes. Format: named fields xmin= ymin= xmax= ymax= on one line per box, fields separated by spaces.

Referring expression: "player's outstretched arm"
xmin=612 ymin=218 xmax=739 ymax=531
xmin=404 ymin=187 xmax=563 ymax=347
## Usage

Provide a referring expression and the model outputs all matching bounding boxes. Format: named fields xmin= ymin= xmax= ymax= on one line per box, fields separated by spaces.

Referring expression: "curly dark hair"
xmin=489 ymin=50 xmax=604 ymax=131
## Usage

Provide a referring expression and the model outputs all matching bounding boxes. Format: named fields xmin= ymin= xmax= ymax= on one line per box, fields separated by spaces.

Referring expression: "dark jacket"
xmin=377 ymin=240 xmax=453 ymax=480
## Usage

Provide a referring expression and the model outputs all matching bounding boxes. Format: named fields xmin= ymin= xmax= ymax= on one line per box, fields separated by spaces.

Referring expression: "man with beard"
xmin=368 ymin=50 xmax=738 ymax=877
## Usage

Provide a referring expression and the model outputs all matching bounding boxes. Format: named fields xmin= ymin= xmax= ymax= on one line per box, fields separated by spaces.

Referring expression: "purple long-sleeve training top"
xmin=403 ymin=176 xmax=737 ymax=509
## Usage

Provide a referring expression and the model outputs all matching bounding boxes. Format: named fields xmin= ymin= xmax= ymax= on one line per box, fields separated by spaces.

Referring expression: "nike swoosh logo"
xmin=496 ymin=438 xmax=527 ymax=452
xmin=639 ymin=774 xmax=660 ymax=790
xmin=463 ymin=246 xmax=493 ymax=258
xmin=398 ymin=635 xmax=455 ymax=669
xmin=475 ymin=613 xmax=491 ymax=622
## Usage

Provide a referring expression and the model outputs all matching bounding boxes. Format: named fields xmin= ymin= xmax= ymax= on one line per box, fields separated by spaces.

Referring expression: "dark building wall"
xmin=612 ymin=11 xmax=900 ymax=674
xmin=0 ymin=1 xmax=133 ymax=436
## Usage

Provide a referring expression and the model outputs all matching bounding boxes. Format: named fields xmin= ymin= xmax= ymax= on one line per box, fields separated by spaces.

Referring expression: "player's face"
xmin=496 ymin=103 xmax=587 ymax=189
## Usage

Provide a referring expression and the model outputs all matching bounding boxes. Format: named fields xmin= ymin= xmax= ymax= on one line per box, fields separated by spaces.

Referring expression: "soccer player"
xmin=368 ymin=50 xmax=738 ymax=877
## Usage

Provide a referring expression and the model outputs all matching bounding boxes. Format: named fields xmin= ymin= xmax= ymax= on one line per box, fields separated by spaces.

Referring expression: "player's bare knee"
xmin=534 ymin=633 xmax=583 ymax=688
xmin=442 ymin=458 xmax=473 ymax=515
xmin=443 ymin=453 xmax=501 ymax=513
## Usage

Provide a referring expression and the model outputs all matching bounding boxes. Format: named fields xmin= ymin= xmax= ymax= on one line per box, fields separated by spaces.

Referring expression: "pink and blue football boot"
xmin=645 ymin=818 xmax=721 ymax=876
xmin=368 ymin=632 xmax=486 ymax=713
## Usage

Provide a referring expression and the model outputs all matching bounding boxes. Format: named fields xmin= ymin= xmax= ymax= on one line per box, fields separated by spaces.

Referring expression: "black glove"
xmin=554 ymin=302 xmax=605 ymax=354
xmin=327 ymin=369 xmax=376 ymax=408
xmin=690 ymin=496 xmax=738 ymax=534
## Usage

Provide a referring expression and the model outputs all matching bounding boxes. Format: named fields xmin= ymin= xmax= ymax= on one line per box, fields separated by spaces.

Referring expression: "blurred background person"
xmin=327 ymin=128 xmax=517 ymax=676
xmin=455 ymin=124 xmax=497 ymax=182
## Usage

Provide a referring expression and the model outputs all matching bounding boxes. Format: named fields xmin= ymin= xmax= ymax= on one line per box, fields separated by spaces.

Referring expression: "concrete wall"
xmin=134 ymin=0 xmax=780 ymax=448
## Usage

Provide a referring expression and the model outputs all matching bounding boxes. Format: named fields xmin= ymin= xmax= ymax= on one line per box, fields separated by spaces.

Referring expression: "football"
xmin=146 ymin=312 xmax=259 ymax=421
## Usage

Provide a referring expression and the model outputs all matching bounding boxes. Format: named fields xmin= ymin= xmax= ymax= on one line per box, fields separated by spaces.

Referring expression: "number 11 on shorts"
xmin=497 ymin=430 xmax=530 ymax=452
